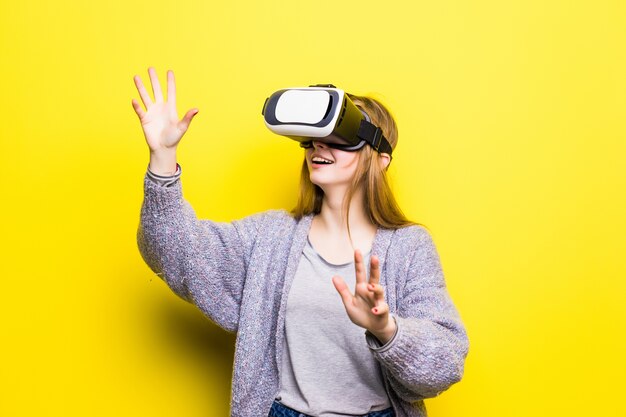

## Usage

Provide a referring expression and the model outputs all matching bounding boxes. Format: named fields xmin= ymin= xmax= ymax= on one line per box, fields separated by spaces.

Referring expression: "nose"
xmin=312 ymin=140 xmax=327 ymax=149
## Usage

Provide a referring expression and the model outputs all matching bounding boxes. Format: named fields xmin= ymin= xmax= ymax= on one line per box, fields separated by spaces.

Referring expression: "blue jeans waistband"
xmin=268 ymin=399 xmax=395 ymax=417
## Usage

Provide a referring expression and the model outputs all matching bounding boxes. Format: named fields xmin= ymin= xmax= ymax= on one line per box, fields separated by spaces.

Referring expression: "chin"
xmin=308 ymin=174 xmax=326 ymax=187
xmin=309 ymin=173 xmax=329 ymax=187
xmin=309 ymin=173 xmax=349 ymax=189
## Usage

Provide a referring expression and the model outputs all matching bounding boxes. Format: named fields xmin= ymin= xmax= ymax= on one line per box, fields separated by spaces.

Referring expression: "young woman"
xmin=134 ymin=67 xmax=469 ymax=417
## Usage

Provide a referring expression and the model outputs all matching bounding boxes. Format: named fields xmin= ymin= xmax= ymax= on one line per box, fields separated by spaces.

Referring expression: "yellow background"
xmin=1 ymin=0 xmax=624 ymax=416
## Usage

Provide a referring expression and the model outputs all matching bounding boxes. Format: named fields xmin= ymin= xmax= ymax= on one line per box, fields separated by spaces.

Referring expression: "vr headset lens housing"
xmin=274 ymin=90 xmax=333 ymax=125
xmin=262 ymin=84 xmax=393 ymax=156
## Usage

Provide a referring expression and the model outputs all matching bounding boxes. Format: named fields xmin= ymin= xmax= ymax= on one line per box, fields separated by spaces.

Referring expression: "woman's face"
xmin=305 ymin=141 xmax=360 ymax=189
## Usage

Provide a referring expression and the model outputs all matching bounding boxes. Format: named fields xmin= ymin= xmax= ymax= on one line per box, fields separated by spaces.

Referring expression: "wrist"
xmin=149 ymin=148 xmax=178 ymax=175
xmin=370 ymin=316 xmax=398 ymax=345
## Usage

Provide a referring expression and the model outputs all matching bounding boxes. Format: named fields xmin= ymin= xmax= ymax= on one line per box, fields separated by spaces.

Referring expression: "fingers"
xmin=133 ymin=68 xmax=170 ymax=108
xmin=148 ymin=67 xmax=164 ymax=103
xmin=367 ymin=282 xmax=385 ymax=304
xmin=371 ymin=301 xmax=389 ymax=316
xmin=133 ymin=74 xmax=153 ymax=110
xmin=354 ymin=249 xmax=366 ymax=284
xmin=131 ymin=98 xmax=145 ymax=120
xmin=167 ymin=69 xmax=176 ymax=108
xmin=355 ymin=250 xmax=385 ymax=305
xmin=369 ymin=255 xmax=380 ymax=286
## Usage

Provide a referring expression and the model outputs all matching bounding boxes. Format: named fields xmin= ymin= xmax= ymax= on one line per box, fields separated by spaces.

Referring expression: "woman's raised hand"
xmin=132 ymin=67 xmax=199 ymax=153
xmin=332 ymin=250 xmax=398 ymax=345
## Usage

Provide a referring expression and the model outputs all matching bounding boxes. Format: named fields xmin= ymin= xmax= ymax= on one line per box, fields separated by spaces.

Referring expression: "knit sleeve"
xmin=365 ymin=226 xmax=470 ymax=402
xmin=136 ymin=171 xmax=264 ymax=333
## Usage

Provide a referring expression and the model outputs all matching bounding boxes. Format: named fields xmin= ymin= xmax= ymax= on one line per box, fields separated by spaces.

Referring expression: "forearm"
xmin=370 ymin=315 xmax=468 ymax=397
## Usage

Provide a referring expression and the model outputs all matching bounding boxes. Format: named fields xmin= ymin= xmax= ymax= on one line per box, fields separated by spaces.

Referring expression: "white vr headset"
xmin=262 ymin=84 xmax=393 ymax=156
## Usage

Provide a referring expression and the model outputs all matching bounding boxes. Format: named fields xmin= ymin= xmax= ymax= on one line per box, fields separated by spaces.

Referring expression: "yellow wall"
xmin=1 ymin=1 xmax=624 ymax=416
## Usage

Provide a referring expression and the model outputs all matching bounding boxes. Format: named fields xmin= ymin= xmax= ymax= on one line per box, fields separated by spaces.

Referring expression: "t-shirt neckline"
xmin=305 ymin=235 xmax=372 ymax=268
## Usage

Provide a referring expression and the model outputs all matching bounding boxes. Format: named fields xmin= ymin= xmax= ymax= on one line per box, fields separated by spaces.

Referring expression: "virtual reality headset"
xmin=261 ymin=84 xmax=393 ymax=156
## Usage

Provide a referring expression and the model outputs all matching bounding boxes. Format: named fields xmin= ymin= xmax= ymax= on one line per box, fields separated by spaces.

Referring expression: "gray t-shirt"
xmin=275 ymin=236 xmax=392 ymax=416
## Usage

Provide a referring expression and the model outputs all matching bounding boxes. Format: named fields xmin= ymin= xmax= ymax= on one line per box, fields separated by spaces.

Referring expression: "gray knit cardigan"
xmin=136 ymin=172 xmax=470 ymax=417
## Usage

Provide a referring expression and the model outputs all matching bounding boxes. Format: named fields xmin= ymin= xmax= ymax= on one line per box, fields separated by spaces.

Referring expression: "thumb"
xmin=178 ymin=108 xmax=199 ymax=132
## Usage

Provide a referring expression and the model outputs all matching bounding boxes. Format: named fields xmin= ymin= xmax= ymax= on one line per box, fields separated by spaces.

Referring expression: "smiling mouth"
xmin=312 ymin=156 xmax=334 ymax=165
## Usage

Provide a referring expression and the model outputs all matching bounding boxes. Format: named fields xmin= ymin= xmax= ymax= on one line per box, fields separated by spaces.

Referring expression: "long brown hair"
xmin=290 ymin=92 xmax=427 ymax=241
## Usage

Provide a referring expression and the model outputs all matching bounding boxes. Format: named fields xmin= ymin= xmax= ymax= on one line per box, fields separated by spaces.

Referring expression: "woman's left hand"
xmin=332 ymin=249 xmax=397 ymax=344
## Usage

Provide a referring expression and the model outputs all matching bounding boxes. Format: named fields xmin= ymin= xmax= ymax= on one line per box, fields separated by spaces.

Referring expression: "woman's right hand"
xmin=132 ymin=67 xmax=199 ymax=153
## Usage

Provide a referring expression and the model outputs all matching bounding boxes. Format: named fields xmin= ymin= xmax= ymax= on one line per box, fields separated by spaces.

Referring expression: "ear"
xmin=378 ymin=153 xmax=391 ymax=170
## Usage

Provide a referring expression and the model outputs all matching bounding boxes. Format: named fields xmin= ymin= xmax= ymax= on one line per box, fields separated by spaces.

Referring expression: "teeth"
xmin=312 ymin=156 xmax=333 ymax=164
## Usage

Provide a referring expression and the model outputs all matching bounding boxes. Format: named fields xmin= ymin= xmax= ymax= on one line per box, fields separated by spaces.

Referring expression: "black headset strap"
xmin=357 ymin=120 xmax=393 ymax=156
xmin=308 ymin=84 xmax=393 ymax=156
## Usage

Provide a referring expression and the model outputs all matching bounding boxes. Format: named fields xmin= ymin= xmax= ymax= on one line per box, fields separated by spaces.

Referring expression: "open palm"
xmin=131 ymin=67 xmax=198 ymax=152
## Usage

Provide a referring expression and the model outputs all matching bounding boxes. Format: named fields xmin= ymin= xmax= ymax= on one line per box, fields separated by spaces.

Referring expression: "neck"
xmin=315 ymin=184 xmax=376 ymax=243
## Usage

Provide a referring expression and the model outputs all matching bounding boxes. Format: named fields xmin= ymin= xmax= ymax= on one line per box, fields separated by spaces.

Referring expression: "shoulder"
xmin=258 ymin=208 xmax=298 ymax=225
xmin=390 ymin=224 xmax=436 ymax=248
xmin=386 ymin=224 xmax=442 ymax=266
xmin=235 ymin=208 xmax=299 ymax=230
